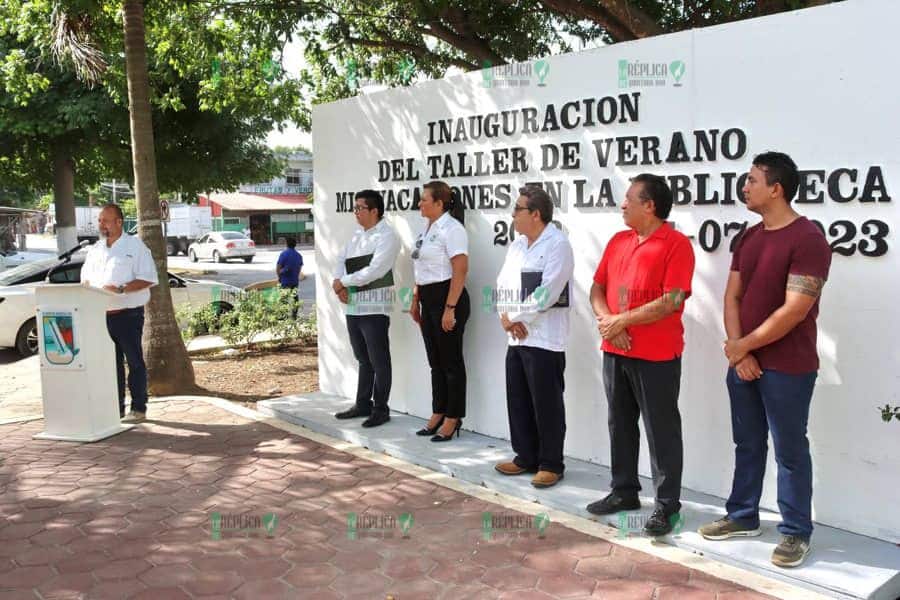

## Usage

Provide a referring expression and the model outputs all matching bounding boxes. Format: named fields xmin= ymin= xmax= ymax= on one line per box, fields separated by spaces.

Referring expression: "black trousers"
xmin=603 ymin=352 xmax=683 ymax=514
xmin=506 ymin=346 xmax=567 ymax=474
xmin=346 ymin=315 xmax=391 ymax=416
xmin=106 ymin=307 xmax=147 ymax=416
xmin=418 ymin=280 xmax=469 ymax=419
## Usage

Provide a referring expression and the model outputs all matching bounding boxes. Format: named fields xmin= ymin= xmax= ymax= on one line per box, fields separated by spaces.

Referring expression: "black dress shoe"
xmin=431 ymin=419 xmax=462 ymax=442
xmin=415 ymin=417 xmax=444 ymax=436
xmin=585 ymin=492 xmax=641 ymax=516
xmin=644 ymin=508 xmax=679 ymax=537
xmin=335 ymin=406 xmax=371 ymax=420
xmin=362 ymin=413 xmax=390 ymax=428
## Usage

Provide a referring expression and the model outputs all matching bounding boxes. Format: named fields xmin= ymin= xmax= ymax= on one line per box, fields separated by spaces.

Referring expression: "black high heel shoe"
xmin=431 ymin=419 xmax=462 ymax=442
xmin=416 ymin=417 xmax=445 ymax=436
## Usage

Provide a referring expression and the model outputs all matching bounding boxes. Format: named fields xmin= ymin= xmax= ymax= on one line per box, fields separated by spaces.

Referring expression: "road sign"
xmin=160 ymin=200 xmax=170 ymax=222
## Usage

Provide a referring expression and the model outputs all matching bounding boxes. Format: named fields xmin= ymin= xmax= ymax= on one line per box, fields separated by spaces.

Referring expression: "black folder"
xmin=345 ymin=253 xmax=394 ymax=291
xmin=521 ymin=270 xmax=569 ymax=308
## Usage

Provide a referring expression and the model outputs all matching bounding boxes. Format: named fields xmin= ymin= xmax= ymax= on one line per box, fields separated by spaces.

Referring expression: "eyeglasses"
xmin=411 ymin=237 xmax=424 ymax=260
xmin=511 ymin=204 xmax=530 ymax=216
xmin=353 ymin=205 xmax=370 ymax=214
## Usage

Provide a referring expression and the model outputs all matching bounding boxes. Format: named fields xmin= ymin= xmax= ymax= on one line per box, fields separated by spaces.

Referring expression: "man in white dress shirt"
xmin=494 ymin=186 xmax=575 ymax=488
xmin=81 ymin=204 xmax=158 ymax=422
xmin=331 ymin=190 xmax=401 ymax=428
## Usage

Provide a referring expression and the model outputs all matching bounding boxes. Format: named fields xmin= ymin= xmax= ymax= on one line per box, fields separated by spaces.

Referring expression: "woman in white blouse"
xmin=410 ymin=181 xmax=470 ymax=442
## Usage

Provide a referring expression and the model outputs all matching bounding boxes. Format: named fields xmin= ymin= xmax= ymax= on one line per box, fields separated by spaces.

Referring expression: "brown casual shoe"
xmin=771 ymin=535 xmax=810 ymax=568
xmin=531 ymin=471 xmax=564 ymax=488
xmin=698 ymin=517 xmax=762 ymax=540
xmin=495 ymin=462 xmax=529 ymax=476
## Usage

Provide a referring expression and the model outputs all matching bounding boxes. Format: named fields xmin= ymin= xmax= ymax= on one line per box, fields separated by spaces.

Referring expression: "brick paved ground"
xmin=0 ymin=399 xmax=777 ymax=599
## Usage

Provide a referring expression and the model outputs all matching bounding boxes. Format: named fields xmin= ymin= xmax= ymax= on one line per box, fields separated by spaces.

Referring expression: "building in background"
xmin=199 ymin=151 xmax=314 ymax=245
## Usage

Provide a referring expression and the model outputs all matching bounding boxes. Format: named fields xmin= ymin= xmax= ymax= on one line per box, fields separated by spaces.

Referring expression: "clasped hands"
xmin=499 ymin=314 xmax=528 ymax=340
xmin=723 ymin=337 xmax=762 ymax=381
xmin=596 ymin=313 xmax=631 ymax=352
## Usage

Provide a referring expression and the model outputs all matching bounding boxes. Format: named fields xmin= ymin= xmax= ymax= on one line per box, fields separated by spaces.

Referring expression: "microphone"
xmin=58 ymin=240 xmax=90 ymax=262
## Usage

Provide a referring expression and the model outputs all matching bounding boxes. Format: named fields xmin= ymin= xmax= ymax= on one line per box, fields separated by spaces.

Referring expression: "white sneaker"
xmin=122 ymin=411 xmax=146 ymax=423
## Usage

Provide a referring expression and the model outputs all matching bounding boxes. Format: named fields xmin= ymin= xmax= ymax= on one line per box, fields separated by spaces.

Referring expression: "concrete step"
xmin=259 ymin=392 xmax=900 ymax=600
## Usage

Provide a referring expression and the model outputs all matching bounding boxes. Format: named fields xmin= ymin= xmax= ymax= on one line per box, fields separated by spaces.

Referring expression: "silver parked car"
xmin=187 ymin=231 xmax=256 ymax=263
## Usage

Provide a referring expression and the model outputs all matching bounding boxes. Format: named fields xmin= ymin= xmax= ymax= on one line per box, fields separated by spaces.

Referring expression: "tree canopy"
xmin=0 ymin=0 xmax=305 ymax=202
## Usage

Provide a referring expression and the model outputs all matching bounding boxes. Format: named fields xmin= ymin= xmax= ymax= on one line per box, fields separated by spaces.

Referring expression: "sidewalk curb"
xmin=195 ymin=395 xmax=829 ymax=600
xmin=0 ymin=415 xmax=43 ymax=425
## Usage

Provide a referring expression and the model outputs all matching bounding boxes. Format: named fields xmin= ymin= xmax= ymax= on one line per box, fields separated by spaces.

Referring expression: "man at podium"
xmin=81 ymin=204 xmax=158 ymax=422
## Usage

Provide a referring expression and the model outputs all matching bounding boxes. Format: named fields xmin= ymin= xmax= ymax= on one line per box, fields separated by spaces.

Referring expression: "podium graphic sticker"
xmin=41 ymin=312 xmax=80 ymax=366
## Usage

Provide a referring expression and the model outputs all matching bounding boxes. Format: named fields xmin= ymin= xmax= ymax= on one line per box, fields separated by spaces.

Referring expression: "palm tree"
xmin=121 ymin=0 xmax=195 ymax=394
xmin=52 ymin=1 xmax=195 ymax=393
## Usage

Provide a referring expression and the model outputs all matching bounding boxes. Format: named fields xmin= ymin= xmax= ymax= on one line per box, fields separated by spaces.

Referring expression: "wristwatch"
xmin=117 ymin=285 xmax=126 ymax=294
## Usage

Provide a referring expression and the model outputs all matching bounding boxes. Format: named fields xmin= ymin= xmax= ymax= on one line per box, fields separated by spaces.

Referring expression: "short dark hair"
xmin=518 ymin=185 xmax=553 ymax=224
xmin=101 ymin=203 xmax=124 ymax=221
xmin=752 ymin=151 xmax=799 ymax=203
xmin=355 ymin=189 xmax=384 ymax=218
xmin=286 ymin=237 xmax=296 ymax=248
xmin=631 ymin=174 xmax=673 ymax=220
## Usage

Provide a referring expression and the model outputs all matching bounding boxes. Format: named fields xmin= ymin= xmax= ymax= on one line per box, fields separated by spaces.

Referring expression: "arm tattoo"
xmin=786 ymin=274 xmax=825 ymax=298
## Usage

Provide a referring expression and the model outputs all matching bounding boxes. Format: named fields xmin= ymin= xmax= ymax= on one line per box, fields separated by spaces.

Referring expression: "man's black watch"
xmin=117 ymin=285 xmax=126 ymax=294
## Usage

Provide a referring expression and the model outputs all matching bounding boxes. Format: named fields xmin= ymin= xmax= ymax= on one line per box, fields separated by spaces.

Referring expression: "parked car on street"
xmin=0 ymin=248 xmax=54 ymax=271
xmin=0 ymin=255 xmax=242 ymax=356
xmin=187 ymin=232 xmax=255 ymax=263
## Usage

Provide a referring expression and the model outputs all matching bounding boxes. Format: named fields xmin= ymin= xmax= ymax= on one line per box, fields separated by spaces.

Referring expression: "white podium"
xmin=34 ymin=283 xmax=133 ymax=442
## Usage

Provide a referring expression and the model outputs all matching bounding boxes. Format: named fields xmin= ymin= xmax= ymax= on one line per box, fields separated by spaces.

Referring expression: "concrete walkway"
xmin=0 ymin=397 xmax=788 ymax=600
xmin=259 ymin=393 xmax=900 ymax=600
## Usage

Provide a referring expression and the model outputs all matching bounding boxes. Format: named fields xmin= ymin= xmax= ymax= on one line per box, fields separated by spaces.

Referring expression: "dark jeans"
xmin=603 ymin=352 xmax=683 ymax=514
xmin=418 ymin=281 xmax=469 ymax=419
xmin=506 ymin=346 xmax=567 ymax=474
xmin=346 ymin=314 xmax=391 ymax=416
xmin=106 ymin=307 xmax=147 ymax=415
xmin=726 ymin=368 xmax=817 ymax=540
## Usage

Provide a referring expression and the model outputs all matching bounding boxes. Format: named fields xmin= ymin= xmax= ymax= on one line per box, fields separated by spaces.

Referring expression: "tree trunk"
xmin=122 ymin=0 xmax=195 ymax=394
xmin=52 ymin=147 xmax=77 ymax=253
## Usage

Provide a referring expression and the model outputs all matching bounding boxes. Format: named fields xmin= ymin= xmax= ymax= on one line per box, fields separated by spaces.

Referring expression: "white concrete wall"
xmin=312 ymin=0 xmax=900 ymax=542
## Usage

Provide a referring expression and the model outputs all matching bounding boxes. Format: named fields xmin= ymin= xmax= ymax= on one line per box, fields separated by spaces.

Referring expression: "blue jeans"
xmin=106 ymin=307 xmax=148 ymax=415
xmin=725 ymin=368 xmax=817 ymax=540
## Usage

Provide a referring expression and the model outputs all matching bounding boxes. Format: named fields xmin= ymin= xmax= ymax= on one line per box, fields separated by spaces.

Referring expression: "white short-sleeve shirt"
xmin=413 ymin=212 xmax=468 ymax=285
xmin=82 ymin=233 xmax=158 ymax=311
xmin=495 ymin=223 xmax=574 ymax=352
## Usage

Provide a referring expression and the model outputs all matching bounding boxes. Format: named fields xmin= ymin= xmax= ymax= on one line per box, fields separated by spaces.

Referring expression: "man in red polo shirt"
xmin=586 ymin=174 xmax=695 ymax=537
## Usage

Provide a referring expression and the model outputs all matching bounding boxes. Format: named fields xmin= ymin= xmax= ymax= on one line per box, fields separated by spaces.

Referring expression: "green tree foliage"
xmin=212 ymin=0 xmax=838 ymax=129
xmin=0 ymin=0 xmax=304 ymax=203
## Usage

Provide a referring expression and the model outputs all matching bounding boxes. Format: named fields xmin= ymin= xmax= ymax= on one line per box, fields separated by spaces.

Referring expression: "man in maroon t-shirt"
xmin=699 ymin=152 xmax=831 ymax=569
xmin=586 ymin=174 xmax=695 ymax=538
